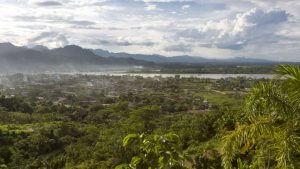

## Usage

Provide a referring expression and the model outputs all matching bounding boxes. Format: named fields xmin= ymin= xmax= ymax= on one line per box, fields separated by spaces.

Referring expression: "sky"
xmin=0 ymin=0 xmax=300 ymax=61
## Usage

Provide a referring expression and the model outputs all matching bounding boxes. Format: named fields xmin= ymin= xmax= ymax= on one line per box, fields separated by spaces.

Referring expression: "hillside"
xmin=0 ymin=43 xmax=277 ymax=73
xmin=91 ymin=49 xmax=273 ymax=63
xmin=0 ymin=43 xmax=152 ymax=73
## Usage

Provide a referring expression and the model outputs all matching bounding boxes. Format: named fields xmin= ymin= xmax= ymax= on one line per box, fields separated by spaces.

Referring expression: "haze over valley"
xmin=0 ymin=1 xmax=299 ymax=169
xmin=0 ymin=42 xmax=280 ymax=74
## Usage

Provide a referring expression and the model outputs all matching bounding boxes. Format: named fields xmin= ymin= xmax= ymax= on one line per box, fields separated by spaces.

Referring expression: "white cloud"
xmin=0 ymin=0 xmax=299 ymax=61
xmin=28 ymin=31 xmax=69 ymax=48
xmin=145 ymin=4 xmax=157 ymax=10
xmin=181 ymin=4 xmax=190 ymax=10
xmin=175 ymin=8 xmax=290 ymax=50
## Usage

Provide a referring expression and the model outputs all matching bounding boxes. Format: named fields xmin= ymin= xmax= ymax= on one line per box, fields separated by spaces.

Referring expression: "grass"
xmin=195 ymin=91 xmax=244 ymax=107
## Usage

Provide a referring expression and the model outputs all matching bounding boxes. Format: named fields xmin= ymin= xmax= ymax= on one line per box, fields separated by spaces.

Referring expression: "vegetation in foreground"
xmin=0 ymin=65 xmax=299 ymax=169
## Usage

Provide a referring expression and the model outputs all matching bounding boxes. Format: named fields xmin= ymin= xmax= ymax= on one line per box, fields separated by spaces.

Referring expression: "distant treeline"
xmin=138 ymin=65 xmax=278 ymax=74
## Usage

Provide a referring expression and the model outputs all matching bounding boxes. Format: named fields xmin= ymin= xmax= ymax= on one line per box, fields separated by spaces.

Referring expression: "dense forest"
xmin=156 ymin=65 xmax=275 ymax=74
xmin=0 ymin=65 xmax=299 ymax=169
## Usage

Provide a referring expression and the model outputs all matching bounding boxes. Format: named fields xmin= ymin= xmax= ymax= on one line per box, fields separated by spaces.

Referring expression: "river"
xmin=0 ymin=72 xmax=274 ymax=79
xmin=70 ymin=72 xmax=274 ymax=79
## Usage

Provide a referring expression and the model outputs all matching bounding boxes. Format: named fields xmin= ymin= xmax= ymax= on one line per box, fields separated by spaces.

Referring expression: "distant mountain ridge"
xmin=91 ymin=49 xmax=273 ymax=63
xmin=0 ymin=43 xmax=152 ymax=73
xmin=0 ymin=42 xmax=276 ymax=73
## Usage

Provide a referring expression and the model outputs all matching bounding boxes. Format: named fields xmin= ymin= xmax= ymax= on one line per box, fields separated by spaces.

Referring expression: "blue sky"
xmin=0 ymin=0 xmax=300 ymax=61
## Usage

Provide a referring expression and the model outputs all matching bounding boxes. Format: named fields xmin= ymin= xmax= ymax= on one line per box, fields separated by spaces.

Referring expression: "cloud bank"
xmin=175 ymin=8 xmax=290 ymax=50
xmin=0 ymin=0 xmax=299 ymax=61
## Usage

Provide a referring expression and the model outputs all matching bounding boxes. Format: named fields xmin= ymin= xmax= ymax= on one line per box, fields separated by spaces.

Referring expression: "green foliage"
xmin=122 ymin=106 xmax=162 ymax=133
xmin=0 ymin=96 xmax=33 ymax=113
xmin=1 ymin=68 xmax=298 ymax=168
xmin=221 ymin=65 xmax=300 ymax=169
xmin=118 ymin=133 xmax=187 ymax=169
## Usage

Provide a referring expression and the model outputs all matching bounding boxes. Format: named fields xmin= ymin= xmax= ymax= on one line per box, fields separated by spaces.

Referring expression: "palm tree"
xmin=221 ymin=65 xmax=300 ymax=169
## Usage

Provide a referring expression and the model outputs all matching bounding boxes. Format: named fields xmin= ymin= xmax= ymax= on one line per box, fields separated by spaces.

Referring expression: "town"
xmin=0 ymin=72 xmax=276 ymax=168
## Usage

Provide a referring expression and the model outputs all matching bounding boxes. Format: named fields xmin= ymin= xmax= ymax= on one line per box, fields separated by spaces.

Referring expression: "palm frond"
xmin=245 ymin=82 xmax=295 ymax=119
xmin=276 ymin=65 xmax=300 ymax=80
xmin=222 ymin=115 xmax=299 ymax=169
xmin=276 ymin=65 xmax=300 ymax=109
xmin=222 ymin=115 xmax=274 ymax=169
xmin=222 ymin=65 xmax=300 ymax=168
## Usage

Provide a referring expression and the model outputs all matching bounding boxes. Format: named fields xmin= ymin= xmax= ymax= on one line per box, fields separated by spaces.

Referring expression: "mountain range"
xmin=0 ymin=43 xmax=152 ymax=73
xmin=0 ymin=42 xmax=275 ymax=73
xmin=91 ymin=49 xmax=272 ymax=63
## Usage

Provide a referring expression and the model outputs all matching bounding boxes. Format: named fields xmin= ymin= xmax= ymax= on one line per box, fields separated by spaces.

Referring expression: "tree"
xmin=221 ymin=65 xmax=300 ymax=168
xmin=128 ymin=106 xmax=161 ymax=133
xmin=117 ymin=133 xmax=187 ymax=169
